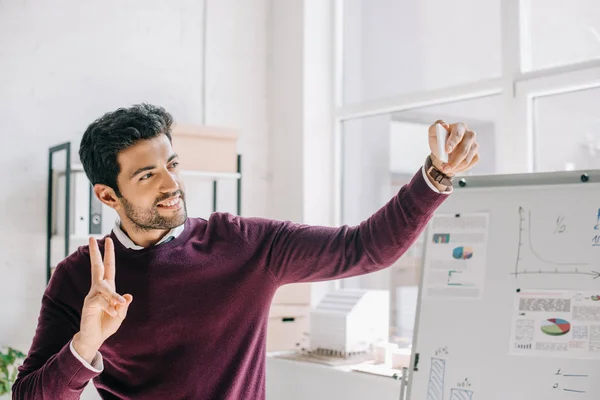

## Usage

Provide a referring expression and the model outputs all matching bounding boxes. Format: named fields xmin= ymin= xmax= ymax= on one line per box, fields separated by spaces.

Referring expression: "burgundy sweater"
xmin=13 ymin=169 xmax=447 ymax=399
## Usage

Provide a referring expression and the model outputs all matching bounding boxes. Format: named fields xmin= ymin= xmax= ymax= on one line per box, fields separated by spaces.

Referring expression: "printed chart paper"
xmin=423 ymin=212 xmax=490 ymax=299
xmin=510 ymin=289 xmax=600 ymax=359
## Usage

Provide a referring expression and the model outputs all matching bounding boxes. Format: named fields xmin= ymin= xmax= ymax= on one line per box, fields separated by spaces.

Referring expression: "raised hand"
xmin=72 ymin=237 xmax=133 ymax=364
xmin=428 ymin=120 xmax=480 ymax=176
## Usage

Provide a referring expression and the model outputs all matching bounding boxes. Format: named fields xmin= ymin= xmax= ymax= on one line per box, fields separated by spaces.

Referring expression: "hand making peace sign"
xmin=72 ymin=237 xmax=133 ymax=364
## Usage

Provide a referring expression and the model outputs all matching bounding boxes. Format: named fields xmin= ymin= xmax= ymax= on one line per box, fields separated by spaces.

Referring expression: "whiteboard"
xmin=407 ymin=171 xmax=600 ymax=400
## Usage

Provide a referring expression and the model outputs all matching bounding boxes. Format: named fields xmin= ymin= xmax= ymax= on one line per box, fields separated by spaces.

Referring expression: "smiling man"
xmin=13 ymin=104 xmax=479 ymax=399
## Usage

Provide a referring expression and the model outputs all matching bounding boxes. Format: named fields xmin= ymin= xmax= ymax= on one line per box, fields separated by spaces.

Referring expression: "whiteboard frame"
xmin=406 ymin=168 xmax=600 ymax=399
xmin=452 ymin=169 xmax=600 ymax=190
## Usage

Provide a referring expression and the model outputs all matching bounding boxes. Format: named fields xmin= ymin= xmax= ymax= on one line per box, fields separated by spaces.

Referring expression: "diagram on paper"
xmin=509 ymin=289 xmax=600 ymax=359
xmin=423 ymin=213 xmax=490 ymax=299
xmin=512 ymin=207 xmax=600 ymax=280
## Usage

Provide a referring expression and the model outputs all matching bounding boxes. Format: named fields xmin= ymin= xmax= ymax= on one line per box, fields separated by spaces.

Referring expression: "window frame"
xmin=331 ymin=0 xmax=600 ymax=333
xmin=333 ymin=0 xmax=600 ymax=225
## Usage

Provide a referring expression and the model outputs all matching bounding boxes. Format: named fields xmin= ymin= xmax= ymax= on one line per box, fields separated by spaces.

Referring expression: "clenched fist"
xmin=428 ymin=120 xmax=480 ymax=176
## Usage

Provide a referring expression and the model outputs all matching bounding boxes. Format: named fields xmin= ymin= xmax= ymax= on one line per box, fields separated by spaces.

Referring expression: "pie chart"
xmin=452 ymin=246 xmax=473 ymax=260
xmin=541 ymin=318 xmax=571 ymax=336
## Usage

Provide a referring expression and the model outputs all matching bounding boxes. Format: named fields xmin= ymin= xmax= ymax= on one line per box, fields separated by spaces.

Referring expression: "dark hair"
xmin=79 ymin=103 xmax=174 ymax=197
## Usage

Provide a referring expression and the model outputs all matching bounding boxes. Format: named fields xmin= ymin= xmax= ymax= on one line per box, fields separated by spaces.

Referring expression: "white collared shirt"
xmin=112 ymin=219 xmax=185 ymax=250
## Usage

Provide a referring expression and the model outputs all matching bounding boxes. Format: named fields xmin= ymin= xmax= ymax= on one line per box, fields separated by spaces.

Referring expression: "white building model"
xmin=309 ymin=289 xmax=389 ymax=357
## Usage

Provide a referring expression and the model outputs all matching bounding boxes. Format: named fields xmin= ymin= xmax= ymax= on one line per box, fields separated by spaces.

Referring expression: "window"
xmin=521 ymin=0 xmax=600 ymax=72
xmin=533 ymin=86 xmax=600 ymax=172
xmin=391 ymin=95 xmax=501 ymax=176
xmin=342 ymin=0 xmax=502 ymax=105
xmin=333 ymin=0 xmax=600 ymax=345
xmin=340 ymin=95 xmax=501 ymax=344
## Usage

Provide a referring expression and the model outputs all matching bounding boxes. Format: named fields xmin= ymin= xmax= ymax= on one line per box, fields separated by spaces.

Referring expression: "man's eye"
xmin=170 ymin=162 xmax=179 ymax=169
xmin=140 ymin=173 xmax=153 ymax=181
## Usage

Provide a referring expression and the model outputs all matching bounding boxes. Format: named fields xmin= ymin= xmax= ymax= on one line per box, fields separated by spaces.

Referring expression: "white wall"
xmin=0 ymin=0 xmax=269 ymax=383
xmin=266 ymin=0 xmax=337 ymax=227
xmin=267 ymin=0 xmax=305 ymax=223
xmin=205 ymin=0 xmax=270 ymax=218
xmin=303 ymin=0 xmax=335 ymax=229
xmin=0 ymin=0 xmax=202 ymax=352
xmin=267 ymin=0 xmax=336 ymax=308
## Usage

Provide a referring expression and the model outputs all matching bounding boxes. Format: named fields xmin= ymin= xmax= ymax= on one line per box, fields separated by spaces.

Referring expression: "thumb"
xmin=116 ymin=294 xmax=133 ymax=320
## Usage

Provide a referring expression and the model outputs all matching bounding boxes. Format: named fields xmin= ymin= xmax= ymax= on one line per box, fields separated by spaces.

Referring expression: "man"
xmin=13 ymin=104 xmax=479 ymax=399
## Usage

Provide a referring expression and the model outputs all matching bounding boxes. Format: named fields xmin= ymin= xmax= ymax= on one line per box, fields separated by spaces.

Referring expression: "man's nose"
xmin=160 ymin=170 xmax=179 ymax=192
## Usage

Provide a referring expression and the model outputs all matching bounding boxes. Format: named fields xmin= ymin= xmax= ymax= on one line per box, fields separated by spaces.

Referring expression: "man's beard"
xmin=120 ymin=190 xmax=187 ymax=232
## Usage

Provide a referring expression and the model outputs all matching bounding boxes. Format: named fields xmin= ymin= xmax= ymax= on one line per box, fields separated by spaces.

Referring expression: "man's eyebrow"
xmin=130 ymin=154 xmax=179 ymax=179
xmin=130 ymin=165 xmax=155 ymax=179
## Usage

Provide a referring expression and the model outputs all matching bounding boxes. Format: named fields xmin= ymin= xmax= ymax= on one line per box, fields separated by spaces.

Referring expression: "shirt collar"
xmin=112 ymin=219 xmax=185 ymax=250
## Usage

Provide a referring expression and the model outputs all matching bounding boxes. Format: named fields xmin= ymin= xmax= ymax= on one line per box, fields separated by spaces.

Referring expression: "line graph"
xmin=512 ymin=270 xmax=600 ymax=279
xmin=512 ymin=207 xmax=598 ymax=279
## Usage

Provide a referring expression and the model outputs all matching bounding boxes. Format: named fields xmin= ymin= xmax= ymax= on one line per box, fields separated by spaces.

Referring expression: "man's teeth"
xmin=159 ymin=198 xmax=179 ymax=207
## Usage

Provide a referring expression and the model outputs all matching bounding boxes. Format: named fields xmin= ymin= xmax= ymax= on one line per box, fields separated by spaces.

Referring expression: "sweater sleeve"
xmin=12 ymin=250 xmax=99 ymax=399
xmin=235 ymin=167 xmax=449 ymax=285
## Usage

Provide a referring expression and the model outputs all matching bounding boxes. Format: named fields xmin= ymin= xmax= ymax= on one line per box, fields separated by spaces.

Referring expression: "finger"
xmin=456 ymin=141 xmax=479 ymax=170
xmin=93 ymin=280 xmax=126 ymax=306
xmin=465 ymin=152 xmax=480 ymax=169
xmin=446 ymin=122 xmax=468 ymax=153
xmin=116 ymin=294 xmax=133 ymax=321
xmin=447 ymin=130 xmax=476 ymax=170
xmin=428 ymin=120 xmax=450 ymax=138
xmin=88 ymin=294 xmax=118 ymax=317
xmin=103 ymin=238 xmax=116 ymax=282
xmin=89 ymin=237 xmax=104 ymax=285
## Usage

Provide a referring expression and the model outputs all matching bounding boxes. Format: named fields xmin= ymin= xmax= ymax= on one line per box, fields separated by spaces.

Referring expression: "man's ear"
xmin=94 ymin=184 xmax=119 ymax=210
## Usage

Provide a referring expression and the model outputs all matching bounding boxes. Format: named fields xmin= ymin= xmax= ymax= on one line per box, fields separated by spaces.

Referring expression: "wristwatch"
xmin=425 ymin=155 xmax=454 ymax=187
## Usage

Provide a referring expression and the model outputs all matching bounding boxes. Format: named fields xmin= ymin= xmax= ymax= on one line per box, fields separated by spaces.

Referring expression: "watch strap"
xmin=425 ymin=155 xmax=454 ymax=187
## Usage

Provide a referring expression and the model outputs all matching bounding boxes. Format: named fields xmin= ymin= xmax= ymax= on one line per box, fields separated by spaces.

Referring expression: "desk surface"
xmin=266 ymin=353 xmax=403 ymax=400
